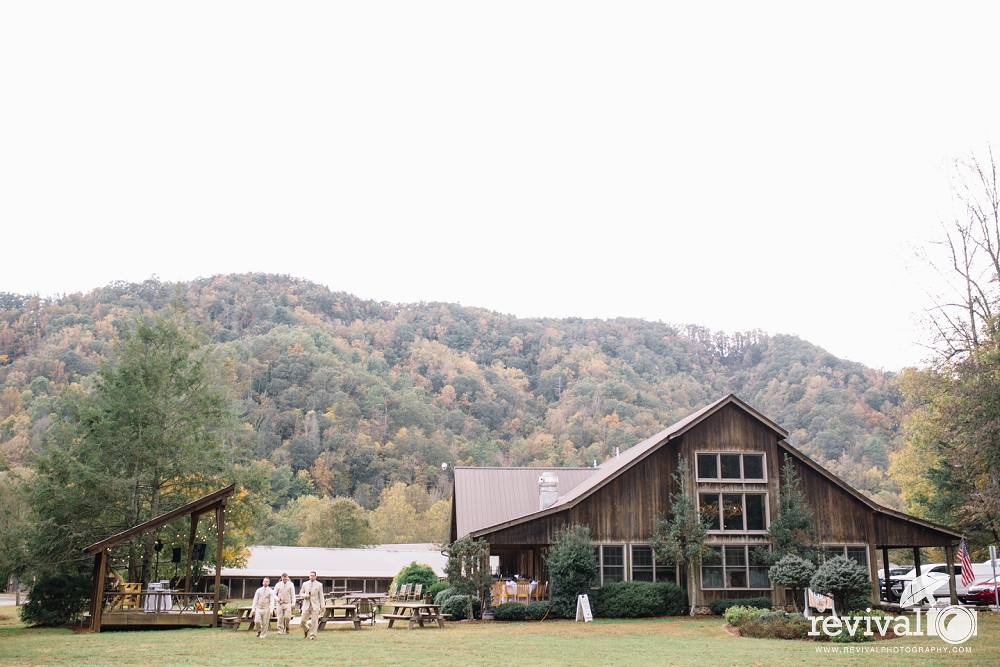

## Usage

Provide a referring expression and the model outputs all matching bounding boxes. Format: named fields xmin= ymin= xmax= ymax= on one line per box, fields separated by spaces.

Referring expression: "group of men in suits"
xmin=251 ymin=571 xmax=324 ymax=639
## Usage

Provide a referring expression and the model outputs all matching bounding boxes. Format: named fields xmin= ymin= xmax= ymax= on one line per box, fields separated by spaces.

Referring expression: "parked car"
xmin=880 ymin=566 xmax=915 ymax=601
xmin=965 ymin=576 xmax=1000 ymax=606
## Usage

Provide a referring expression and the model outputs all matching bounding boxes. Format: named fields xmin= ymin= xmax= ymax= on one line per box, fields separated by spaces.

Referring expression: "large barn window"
xmin=593 ymin=545 xmax=626 ymax=584
xmin=701 ymin=545 xmax=772 ymax=590
xmin=696 ymin=453 xmax=766 ymax=481
xmin=699 ymin=493 xmax=768 ymax=532
xmin=630 ymin=545 xmax=677 ymax=584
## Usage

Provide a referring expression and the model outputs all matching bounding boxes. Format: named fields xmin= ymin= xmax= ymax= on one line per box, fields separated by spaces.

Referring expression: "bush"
xmin=844 ymin=594 xmax=875 ymax=614
xmin=525 ymin=601 xmax=551 ymax=620
xmin=209 ymin=583 xmax=229 ymax=600
xmin=433 ymin=587 xmax=455 ymax=605
xmin=440 ymin=594 xmax=481 ymax=621
xmin=738 ymin=612 xmax=812 ymax=639
xmin=394 ymin=561 xmax=440 ymax=589
xmin=426 ymin=581 xmax=450 ymax=600
xmin=724 ymin=605 xmax=767 ymax=627
xmin=543 ymin=524 xmax=598 ymax=619
xmin=708 ymin=597 xmax=772 ymax=615
xmin=19 ymin=572 xmax=91 ymax=627
xmin=810 ymin=556 xmax=871 ymax=617
xmin=768 ymin=555 xmax=816 ymax=612
xmin=493 ymin=602 xmax=527 ymax=621
xmin=591 ymin=581 xmax=687 ymax=618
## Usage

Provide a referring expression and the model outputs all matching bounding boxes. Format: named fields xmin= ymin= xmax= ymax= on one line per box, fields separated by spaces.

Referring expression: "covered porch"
xmin=84 ymin=485 xmax=235 ymax=632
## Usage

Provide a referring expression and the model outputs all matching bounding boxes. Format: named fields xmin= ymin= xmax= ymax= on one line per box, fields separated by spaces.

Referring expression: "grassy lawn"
xmin=0 ymin=606 xmax=997 ymax=667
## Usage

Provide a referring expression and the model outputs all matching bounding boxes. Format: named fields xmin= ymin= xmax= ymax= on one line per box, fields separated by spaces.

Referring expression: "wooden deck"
xmin=89 ymin=610 xmax=218 ymax=628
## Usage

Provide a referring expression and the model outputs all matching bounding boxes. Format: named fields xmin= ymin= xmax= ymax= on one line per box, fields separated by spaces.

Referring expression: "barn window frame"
xmin=698 ymin=492 xmax=770 ymax=534
xmin=695 ymin=452 xmax=767 ymax=482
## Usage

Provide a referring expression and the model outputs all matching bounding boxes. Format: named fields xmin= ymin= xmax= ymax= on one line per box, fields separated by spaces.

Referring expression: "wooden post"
xmin=213 ymin=504 xmax=225 ymax=628
xmin=945 ymin=544 xmax=958 ymax=606
xmin=868 ymin=542 xmax=879 ymax=605
xmin=90 ymin=548 xmax=108 ymax=633
xmin=913 ymin=547 xmax=921 ymax=577
xmin=882 ymin=547 xmax=893 ymax=604
xmin=183 ymin=513 xmax=200 ymax=593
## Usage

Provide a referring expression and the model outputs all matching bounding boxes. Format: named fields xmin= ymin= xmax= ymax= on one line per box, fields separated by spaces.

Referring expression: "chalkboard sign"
xmin=576 ymin=594 xmax=593 ymax=622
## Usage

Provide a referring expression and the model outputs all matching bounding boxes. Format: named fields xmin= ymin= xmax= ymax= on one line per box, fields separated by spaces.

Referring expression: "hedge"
xmin=525 ymin=601 xmax=551 ymax=620
xmin=434 ymin=588 xmax=455 ymax=605
xmin=493 ymin=602 xmax=527 ymax=621
xmin=440 ymin=595 xmax=482 ymax=621
xmin=426 ymin=581 xmax=450 ymax=600
xmin=592 ymin=581 xmax=687 ymax=618
xmin=708 ymin=597 xmax=772 ymax=615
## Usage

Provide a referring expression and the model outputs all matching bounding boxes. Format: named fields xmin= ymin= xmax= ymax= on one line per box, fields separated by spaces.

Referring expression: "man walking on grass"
xmin=273 ymin=573 xmax=296 ymax=634
xmin=251 ymin=577 xmax=275 ymax=639
xmin=300 ymin=570 xmax=324 ymax=640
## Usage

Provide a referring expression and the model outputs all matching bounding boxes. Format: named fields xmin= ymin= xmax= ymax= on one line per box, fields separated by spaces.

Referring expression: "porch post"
xmin=183 ymin=513 xmax=200 ymax=593
xmin=881 ymin=547 xmax=893 ymax=604
xmin=913 ymin=548 xmax=921 ymax=577
xmin=945 ymin=544 xmax=958 ymax=605
xmin=213 ymin=504 xmax=225 ymax=628
xmin=89 ymin=548 xmax=108 ymax=633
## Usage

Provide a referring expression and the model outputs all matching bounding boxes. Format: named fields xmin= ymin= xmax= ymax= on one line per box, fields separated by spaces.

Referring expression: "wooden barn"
xmin=451 ymin=394 xmax=963 ymax=612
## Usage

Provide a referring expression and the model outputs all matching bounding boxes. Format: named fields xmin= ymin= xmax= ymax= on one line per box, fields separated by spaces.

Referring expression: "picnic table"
xmin=231 ymin=606 xmax=275 ymax=631
xmin=382 ymin=602 xmax=447 ymax=630
xmin=318 ymin=604 xmax=361 ymax=631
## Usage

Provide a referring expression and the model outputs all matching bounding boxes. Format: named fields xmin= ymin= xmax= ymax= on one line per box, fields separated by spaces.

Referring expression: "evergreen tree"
xmin=544 ymin=524 xmax=598 ymax=618
xmin=444 ymin=536 xmax=492 ymax=620
xmin=29 ymin=314 xmax=234 ymax=580
xmin=648 ymin=458 xmax=710 ymax=614
xmin=757 ymin=458 xmax=820 ymax=566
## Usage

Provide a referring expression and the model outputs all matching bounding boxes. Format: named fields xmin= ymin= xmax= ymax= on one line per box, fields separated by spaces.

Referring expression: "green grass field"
xmin=1 ymin=606 xmax=997 ymax=667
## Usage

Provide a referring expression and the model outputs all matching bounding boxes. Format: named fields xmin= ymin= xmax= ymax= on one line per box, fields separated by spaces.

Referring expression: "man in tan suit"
xmin=250 ymin=577 xmax=275 ymax=638
xmin=273 ymin=573 xmax=296 ymax=635
xmin=299 ymin=571 xmax=324 ymax=640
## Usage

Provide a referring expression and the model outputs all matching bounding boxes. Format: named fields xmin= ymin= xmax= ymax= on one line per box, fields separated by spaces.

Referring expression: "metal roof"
xmin=212 ymin=544 xmax=448 ymax=579
xmin=452 ymin=466 xmax=598 ymax=538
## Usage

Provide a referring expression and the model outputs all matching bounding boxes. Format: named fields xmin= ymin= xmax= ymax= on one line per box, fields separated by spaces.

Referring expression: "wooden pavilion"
xmin=84 ymin=485 xmax=235 ymax=632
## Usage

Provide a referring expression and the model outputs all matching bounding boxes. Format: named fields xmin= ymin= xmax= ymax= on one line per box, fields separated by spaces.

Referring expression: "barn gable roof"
xmin=462 ymin=394 xmax=786 ymax=538
xmin=461 ymin=394 xmax=961 ymax=543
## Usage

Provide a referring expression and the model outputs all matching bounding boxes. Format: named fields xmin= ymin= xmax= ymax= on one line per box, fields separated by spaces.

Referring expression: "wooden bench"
xmin=317 ymin=604 xmax=361 ymax=631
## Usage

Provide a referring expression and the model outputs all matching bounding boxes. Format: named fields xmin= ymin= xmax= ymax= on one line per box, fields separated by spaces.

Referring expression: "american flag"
xmin=959 ymin=538 xmax=974 ymax=587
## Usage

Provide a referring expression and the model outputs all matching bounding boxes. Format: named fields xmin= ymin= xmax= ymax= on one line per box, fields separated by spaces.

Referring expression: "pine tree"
xmin=648 ymin=458 xmax=710 ymax=614
xmin=758 ymin=458 xmax=820 ymax=566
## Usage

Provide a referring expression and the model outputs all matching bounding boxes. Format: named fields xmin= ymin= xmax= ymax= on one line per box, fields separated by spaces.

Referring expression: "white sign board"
xmin=576 ymin=594 xmax=593 ymax=622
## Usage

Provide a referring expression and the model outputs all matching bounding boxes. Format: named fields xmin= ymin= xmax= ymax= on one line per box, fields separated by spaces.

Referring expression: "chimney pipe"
xmin=538 ymin=471 xmax=559 ymax=510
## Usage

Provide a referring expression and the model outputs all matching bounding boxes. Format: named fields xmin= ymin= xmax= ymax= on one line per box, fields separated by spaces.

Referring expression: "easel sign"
xmin=576 ymin=594 xmax=593 ymax=622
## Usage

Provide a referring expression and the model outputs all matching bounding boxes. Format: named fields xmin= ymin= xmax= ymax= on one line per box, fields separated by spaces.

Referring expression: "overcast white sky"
xmin=2 ymin=3 xmax=998 ymax=370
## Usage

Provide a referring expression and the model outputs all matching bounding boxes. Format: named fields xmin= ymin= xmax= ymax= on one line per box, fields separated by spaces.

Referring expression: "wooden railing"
xmin=100 ymin=590 xmax=221 ymax=614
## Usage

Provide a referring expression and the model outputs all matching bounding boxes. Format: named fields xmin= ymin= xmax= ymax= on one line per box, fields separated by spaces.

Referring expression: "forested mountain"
xmin=0 ymin=273 xmax=905 ymax=531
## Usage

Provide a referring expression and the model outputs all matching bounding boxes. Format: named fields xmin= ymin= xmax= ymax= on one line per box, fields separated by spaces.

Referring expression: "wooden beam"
xmin=183 ymin=513 xmax=199 ymax=593
xmin=89 ymin=549 xmax=108 ymax=633
xmin=868 ymin=542 xmax=879 ymax=605
xmin=913 ymin=547 xmax=921 ymax=577
xmin=882 ymin=547 xmax=894 ymax=604
xmin=84 ymin=485 xmax=235 ymax=555
xmin=945 ymin=544 xmax=958 ymax=605
xmin=213 ymin=504 xmax=225 ymax=628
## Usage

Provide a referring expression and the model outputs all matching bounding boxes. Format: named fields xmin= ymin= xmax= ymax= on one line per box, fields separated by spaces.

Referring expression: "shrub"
xmin=434 ymin=587 xmax=455 ymax=605
xmin=591 ymin=581 xmax=687 ymax=618
xmin=708 ymin=597 xmax=772 ymax=615
xmin=809 ymin=556 xmax=871 ymax=617
xmin=768 ymin=555 xmax=816 ymax=612
xmin=493 ymin=602 xmax=527 ymax=621
xmin=209 ymin=583 xmax=229 ymax=600
xmin=543 ymin=525 xmax=598 ymax=619
xmin=738 ymin=612 xmax=812 ymax=639
xmin=441 ymin=594 xmax=481 ymax=621
xmin=394 ymin=561 xmax=440 ymax=589
xmin=426 ymin=581 xmax=450 ymax=600
xmin=723 ymin=605 xmax=767 ymax=627
xmin=19 ymin=572 xmax=91 ymax=627
xmin=525 ymin=601 xmax=551 ymax=620
xmin=844 ymin=594 xmax=875 ymax=614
